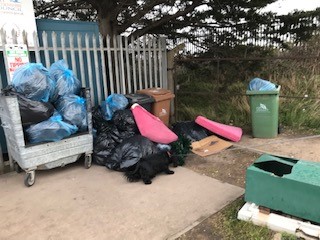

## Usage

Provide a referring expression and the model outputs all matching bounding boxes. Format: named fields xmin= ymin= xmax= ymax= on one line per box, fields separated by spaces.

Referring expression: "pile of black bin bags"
xmin=92 ymin=95 xmax=210 ymax=171
xmin=92 ymin=99 xmax=161 ymax=171
xmin=4 ymin=60 xmax=88 ymax=144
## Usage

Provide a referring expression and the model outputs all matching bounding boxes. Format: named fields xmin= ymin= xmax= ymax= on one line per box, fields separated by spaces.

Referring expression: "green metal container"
xmin=245 ymin=154 xmax=320 ymax=223
xmin=246 ymin=86 xmax=280 ymax=138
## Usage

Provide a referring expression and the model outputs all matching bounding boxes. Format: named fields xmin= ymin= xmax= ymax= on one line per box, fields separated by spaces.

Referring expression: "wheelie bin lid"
xmin=125 ymin=93 xmax=154 ymax=105
xmin=136 ymin=88 xmax=175 ymax=102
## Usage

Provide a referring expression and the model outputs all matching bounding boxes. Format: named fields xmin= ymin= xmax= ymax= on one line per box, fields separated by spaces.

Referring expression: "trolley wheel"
xmin=84 ymin=155 xmax=92 ymax=169
xmin=14 ymin=162 xmax=22 ymax=173
xmin=24 ymin=171 xmax=35 ymax=187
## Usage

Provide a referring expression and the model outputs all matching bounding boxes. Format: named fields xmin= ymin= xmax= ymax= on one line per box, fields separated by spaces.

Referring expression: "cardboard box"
xmin=191 ymin=135 xmax=232 ymax=157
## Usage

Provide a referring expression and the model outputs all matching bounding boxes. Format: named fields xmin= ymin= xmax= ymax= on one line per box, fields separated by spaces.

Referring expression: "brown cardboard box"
xmin=191 ymin=135 xmax=232 ymax=157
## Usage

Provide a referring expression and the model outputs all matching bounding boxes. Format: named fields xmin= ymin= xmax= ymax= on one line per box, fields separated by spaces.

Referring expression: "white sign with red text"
xmin=4 ymin=44 xmax=29 ymax=82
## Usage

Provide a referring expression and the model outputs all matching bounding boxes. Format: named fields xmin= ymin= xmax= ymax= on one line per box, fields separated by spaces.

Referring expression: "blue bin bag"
xmin=12 ymin=63 xmax=55 ymax=102
xmin=249 ymin=78 xmax=277 ymax=91
xmin=26 ymin=114 xmax=78 ymax=144
xmin=101 ymin=94 xmax=129 ymax=120
xmin=49 ymin=60 xmax=81 ymax=100
xmin=55 ymin=94 xmax=88 ymax=131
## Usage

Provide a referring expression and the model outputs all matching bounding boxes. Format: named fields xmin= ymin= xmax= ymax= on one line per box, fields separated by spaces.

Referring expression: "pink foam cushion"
xmin=131 ymin=104 xmax=178 ymax=144
xmin=195 ymin=116 xmax=242 ymax=142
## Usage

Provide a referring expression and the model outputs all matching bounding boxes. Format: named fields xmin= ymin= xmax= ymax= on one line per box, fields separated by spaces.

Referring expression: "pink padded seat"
xmin=131 ymin=103 xmax=178 ymax=144
xmin=195 ymin=116 xmax=242 ymax=142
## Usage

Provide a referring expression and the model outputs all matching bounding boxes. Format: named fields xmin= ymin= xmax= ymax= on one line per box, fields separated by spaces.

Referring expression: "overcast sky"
xmin=262 ymin=0 xmax=320 ymax=15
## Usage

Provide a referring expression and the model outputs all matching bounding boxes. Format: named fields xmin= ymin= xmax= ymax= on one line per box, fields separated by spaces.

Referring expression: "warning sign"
xmin=4 ymin=44 xmax=29 ymax=82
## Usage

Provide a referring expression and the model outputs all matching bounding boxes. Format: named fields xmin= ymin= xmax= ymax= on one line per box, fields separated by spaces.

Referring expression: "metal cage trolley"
xmin=0 ymin=88 xmax=93 ymax=187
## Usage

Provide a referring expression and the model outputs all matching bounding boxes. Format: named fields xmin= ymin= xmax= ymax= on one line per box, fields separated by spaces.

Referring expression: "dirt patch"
xmin=178 ymin=131 xmax=320 ymax=239
xmin=184 ymin=149 xmax=260 ymax=188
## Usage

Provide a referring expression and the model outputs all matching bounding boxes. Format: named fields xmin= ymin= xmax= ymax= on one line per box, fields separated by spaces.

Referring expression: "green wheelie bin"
xmin=246 ymin=86 xmax=280 ymax=138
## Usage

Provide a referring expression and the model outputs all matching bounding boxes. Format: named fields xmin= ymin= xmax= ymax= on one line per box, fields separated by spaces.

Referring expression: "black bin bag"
xmin=93 ymin=124 xmax=124 ymax=166
xmin=112 ymin=109 xmax=139 ymax=133
xmin=172 ymin=121 xmax=209 ymax=142
xmin=105 ymin=135 xmax=159 ymax=171
xmin=2 ymin=86 xmax=55 ymax=126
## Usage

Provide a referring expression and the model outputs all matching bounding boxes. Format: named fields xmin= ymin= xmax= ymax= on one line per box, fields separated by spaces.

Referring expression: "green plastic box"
xmin=246 ymin=86 xmax=280 ymax=138
xmin=245 ymin=154 xmax=320 ymax=223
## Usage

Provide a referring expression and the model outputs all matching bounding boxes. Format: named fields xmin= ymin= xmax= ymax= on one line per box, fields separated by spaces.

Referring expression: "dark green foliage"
xmin=170 ymin=135 xmax=192 ymax=166
xmin=33 ymin=0 xmax=277 ymax=38
xmin=175 ymin=36 xmax=320 ymax=131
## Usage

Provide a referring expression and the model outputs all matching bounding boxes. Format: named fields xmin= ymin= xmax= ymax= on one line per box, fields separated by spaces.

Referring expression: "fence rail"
xmin=0 ymin=30 xmax=168 ymax=104
xmin=0 ymin=30 xmax=168 ymax=174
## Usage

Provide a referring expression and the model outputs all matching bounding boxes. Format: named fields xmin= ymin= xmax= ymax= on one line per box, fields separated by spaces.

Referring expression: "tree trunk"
xmin=98 ymin=15 xmax=118 ymax=37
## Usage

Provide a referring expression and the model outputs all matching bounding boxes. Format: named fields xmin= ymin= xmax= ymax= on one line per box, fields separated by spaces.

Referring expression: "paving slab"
xmin=0 ymin=164 xmax=244 ymax=240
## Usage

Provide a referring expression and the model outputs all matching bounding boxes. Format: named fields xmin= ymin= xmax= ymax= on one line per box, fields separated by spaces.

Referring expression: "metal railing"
xmin=0 ymin=30 xmax=168 ymax=174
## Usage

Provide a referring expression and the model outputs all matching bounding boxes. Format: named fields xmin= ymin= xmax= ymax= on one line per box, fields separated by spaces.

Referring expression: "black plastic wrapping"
xmin=112 ymin=109 xmax=139 ymax=133
xmin=2 ymin=86 xmax=55 ymax=127
xmin=172 ymin=121 xmax=209 ymax=142
xmin=105 ymin=135 xmax=159 ymax=171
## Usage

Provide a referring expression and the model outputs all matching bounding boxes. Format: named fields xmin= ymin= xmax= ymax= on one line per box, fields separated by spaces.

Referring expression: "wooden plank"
xmin=160 ymin=37 xmax=168 ymax=88
xmin=259 ymin=206 xmax=271 ymax=215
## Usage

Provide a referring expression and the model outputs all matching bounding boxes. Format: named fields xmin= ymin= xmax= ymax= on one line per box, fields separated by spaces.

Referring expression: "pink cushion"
xmin=131 ymin=104 xmax=178 ymax=144
xmin=195 ymin=116 xmax=242 ymax=142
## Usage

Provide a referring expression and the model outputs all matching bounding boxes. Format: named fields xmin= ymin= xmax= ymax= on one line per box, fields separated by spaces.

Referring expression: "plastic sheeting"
xmin=112 ymin=109 xmax=139 ymax=133
xmin=12 ymin=63 xmax=55 ymax=102
xmin=101 ymin=94 xmax=128 ymax=120
xmin=49 ymin=60 xmax=81 ymax=100
xmin=2 ymin=86 xmax=55 ymax=126
xmin=26 ymin=114 xmax=78 ymax=144
xmin=249 ymin=78 xmax=277 ymax=91
xmin=55 ymin=94 xmax=88 ymax=131
xmin=105 ymin=135 xmax=159 ymax=171
xmin=172 ymin=121 xmax=209 ymax=142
